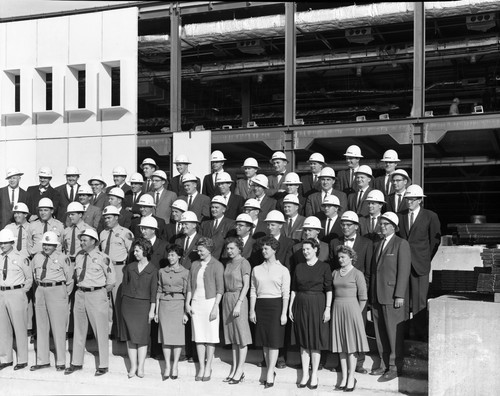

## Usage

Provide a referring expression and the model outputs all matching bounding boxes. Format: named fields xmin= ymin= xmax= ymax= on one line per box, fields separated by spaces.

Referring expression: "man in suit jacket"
xmin=123 ymin=173 xmax=145 ymax=218
xmin=234 ymin=213 xmax=257 ymax=262
xmin=215 ymin=172 xmax=245 ymax=220
xmin=258 ymin=210 xmax=294 ymax=271
xmin=165 ymin=199 xmax=188 ymax=243
xmin=291 ymin=216 xmax=328 ymax=271
xmin=374 ymin=150 xmax=400 ymax=199
xmin=130 ymin=195 xmax=167 ymax=240
xmin=267 ymin=151 xmax=289 ymax=198
xmin=98 ymin=187 xmax=133 ymax=232
xmin=370 ymin=212 xmax=411 ymax=381
xmin=347 ymin=165 xmax=373 ymax=217
xmin=251 ymin=175 xmax=277 ymax=221
xmin=202 ymin=150 xmax=236 ymax=198
xmin=334 ymin=145 xmax=364 ymax=196
xmin=386 ymin=169 xmax=410 ymax=214
xmin=398 ymin=185 xmax=441 ymax=341
xmin=318 ymin=195 xmax=343 ymax=244
xmin=179 ymin=173 xmax=211 ymax=221
xmin=282 ymin=194 xmax=305 ymax=243
xmin=234 ymin=157 xmax=259 ymax=200
xmin=300 ymin=152 xmax=325 ymax=198
xmin=0 ymin=168 xmax=28 ymax=229
xmin=55 ymin=166 xmax=80 ymax=223
xmin=147 ymin=170 xmax=177 ymax=224
xmin=276 ymin=172 xmax=305 ymax=216
xmin=243 ymin=199 xmax=267 ymax=241
xmin=76 ymin=185 xmax=102 ymax=230
xmin=200 ymin=196 xmax=236 ymax=259
xmin=88 ymin=175 xmax=108 ymax=212
xmin=359 ymin=189 xmax=385 ymax=243
xmin=174 ymin=211 xmax=201 ymax=270
xmin=140 ymin=158 xmax=158 ymax=194
xmin=26 ymin=167 xmax=61 ymax=220
xmin=133 ymin=216 xmax=168 ymax=269
xmin=106 ymin=166 xmax=131 ymax=194
xmin=305 ymin=167 xmax=347 ymax=217
xmin=169 ymin=154 xmax=201 ymax=196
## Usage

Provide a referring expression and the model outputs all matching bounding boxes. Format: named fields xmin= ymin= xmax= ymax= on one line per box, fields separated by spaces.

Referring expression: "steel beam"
xmin=284 ymin=2 xmax=296 ymax=127
xmin=170 ymin=4 xmax=181 ymax=133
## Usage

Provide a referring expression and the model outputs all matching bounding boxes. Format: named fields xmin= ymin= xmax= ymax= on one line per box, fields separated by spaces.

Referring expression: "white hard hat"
xmin=391 ymin=169 xmax=409 ymax=180
xmin=405 ymin=184 xmax=426 ymax=198
xmin=355 ymin=165 xmax=373 ymax=177
xmin=112 ymin=166 xmax=127 ymax=176
xmin=38 ymin=166 xmax=53 ymax=178
xmin=171 ymin=199 xmax=188 ymax=212
xmin=129 ymin=172 xmax=145 ymax=183
xmin=42 ymin=231 xmax=59 ymax=246
xmin=235 ymin=213 xmax=254 ymax=225
xmin=211 ymin=150 xmax=227 ymax=162
xmin=64 ymin=166 xmax=81 ymax=175
xmin=181 ymin=173 xmax=198 ymax=183
xmin=137 ymin=195 xmax=156 ymax=207
xmin=141 ymin=158 xmax=157 ymax=169
xmin=381 ymin=149 xmax=400 ymax=162
xmin=77 ymin=185 xmax=93 ymax=195
xmin=215 ymin=172 xmax=233 ymax=184
xmin=139 ymin=216 xmax=158 ymax=229
xmin=322 ymin=195 xmax=341 ymax=207
xmin=340 ymin=211 xmax=359 ymax=224
xmin=307 ymin=153 xmax=325 ymax=164
xmin=270 ymin=151 xmax=287 ymax=163
xmin=242 ymin=157 xmax=260 ymax=169
xmin=102 ymin=205 xmax=120 ymax=216
xmin=173 ymin=154 xmax=191 ymax=164
xmin=365 ymin=189 xmax=386 ymax=203
xmin=12 ymin=202 xmax=29 ymax=214
xmin=79 ymin=228 xmax=99 ymax=241
xmin=5 ymin=168 xmax=23 ymax=179
xmin=38 ymin=198 xmax=54 ymax=209
xmin=264 ymin=210 xmax=285 ymax=223
xmin=251 ymin=174 xmax=269 ymax=189
xmin=108 ymin=187 xmax=125 ymax=199
xmin=0 ymin=229 xmax=16 ymax=243
xmin=303 ymin=216 xmax=323 ymax=230
xmin=283 ymin=172 xmax=302 ymax=185
xmin=152 ymin=170 xmax=167 ymax=181
xmin=88 ymin=176 xmax=107 ymax=187
xmin=180 ymin=211 xmax=200 ymax=223
xmin=66 ymin=202 xmax=85 ymax=213
xmin=243 ymin=198 xmax=261 ymax=210
xmin=211 ymin=195 xmax=227 ymax=207
xmin=283 ymin=194 xmax=300 ymax=205
xmin=380 ymin=211 xmax=399 ymax=227
xmin=343 ymin=145 xmax=363 ymax=158
xmin=319 ymin=167 xmax=336 ymax=179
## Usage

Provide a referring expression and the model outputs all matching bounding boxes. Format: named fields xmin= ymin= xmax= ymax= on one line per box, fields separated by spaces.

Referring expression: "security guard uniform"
xmin=4 ymin=221 xmax=30 ymax=257
xmin=27 ymin=218 xmax=64 ymax=257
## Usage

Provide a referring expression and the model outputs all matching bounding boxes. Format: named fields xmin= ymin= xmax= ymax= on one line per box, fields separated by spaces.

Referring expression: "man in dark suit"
xmin=234 ymin=157 xmax=259 ymax=200
xmin=282 ymin=194 xmax=305 ymax=243
xmin=147 ymin=170 xmax=177 ymax=224
xmin=318 ymin=195 xmax=343 ymax=244
xmin=140 ymin=158 xmax=158 ymax=194
xmin=88 ymin=175 xmax=108 ymax=212
xmin=179 ymin=173 xmax=211 ymax=221
xmin=202 ymin=150 xmax=236 ymax=198
xmin=123 ymin=173 xmax=145 ymax=218
xmin=374 ymin=150 xmax=400 ymax=199
xmin=267 ymin=151 xmax=289 ymax=199
xmin=398 ymin=185 xmax=441 ymax=341
xmin=386 ymin=169 xmax=410 ymax=214
xmin=130 ymin=195 xmax=167 ymax=240
xmin=215 ymin=172 xmax=245 ymax=220
xmin=347 ymin=165 xmax=373 ymax=217
xmin=165 ymin=199 xmax=188 ymax=243
xmin=169 ymin=154 xmax=201 ymax=196
xmin=0 ymin=168 xmax=28 ymax=229
xmin=370 ymin=212 xmax=411 ymax=381
xmin=359 ymin=189 xmax=385 ymax=243
xmin=26 ymin=167 xmax=61 ymax=220
xmin=334 ymin=145 xmax=365 ymax=196
xmin=232 ymin=213 xmax=257 ymax=263
xmin=100 ymin=187 xmax=133 ymax=231
xmin=55 ymin=166 xmax=80 ymax=223
xmin=76 ymin=185 xmax=102 ymax=230
xmin=276 ymin=173 xmax=306 ymax=215
xmin=106 ymin=166 xmax=131 ymax=194
xmin=305 ymin=167 xmax=347 ymax=217
xmin=300 ymin=152 xmax=325 ymax=198
xmin=243 ymin=199 xmax=267 ymax=240
xmin=251 ymin=175 xmax=277 ymax=221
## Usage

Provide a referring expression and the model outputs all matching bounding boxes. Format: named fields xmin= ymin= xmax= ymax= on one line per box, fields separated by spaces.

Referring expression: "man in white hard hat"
xmin=170 ymin=154 xmax=200 ymax=196
xmin=27 ymin=198 xmax=64 ymax=257
xmin=56 ymin=166 xmax=81 ymax=223
xmin=200 ymin=196 xmax=236 ymax=259
xmin=180 ymin=173 xmax=211 ymax=221
xmin=202 ymin=150 xmax=236 ymax=198
xmin=4 ymin=203 xmax=30 ymax=257
xmin=359 ymin=189 xmax=385 ymax=242
xmin=243 ymin=199 xmax=267 ymax=240
xmin=0 ymin=228 xmax=32 ymax=371
xmin=124 ymin=173 xmax=145 ymax=217
xmin=103 ymin=187 xmax=133 ymax=230
xmin=335 ymin=145 xmax=367 ymax=196
xmin=63 ymin=202 xmax=95 ymax=262
xmin=232 ymin=213 xmax=256 ymax=262
xmin=369 ymin=212 xmax=411 ymax=381
xmin=216 ymin=172 xmax=245 ymax=220
xmin=77 ymin=185 xmax=102 ymax=230
xmin=251 ymin=174 xmax=277 ymax=221
xmin=267 ymin=151 xmax=289 ymax=199
xmin=281 ymin=194 xmax=305 ymax=242
xmin=319 ymin=195 xmax=343 ymax=244
xmin=305 ymin=167 xmax=348 ymax=218
xmin=130 ymin=195 xmax=167 ymax=240
xmin=140 ymin=158 xmax=158 ymax=193
xmin=106 ymin=166 xmax=131 ymax=194
xmin=374 ymin=150 xmax=400 ymax=198
xmin=165 ymin=199 xmax=188 ymax=243
xmin=347 ymin=165 xmax=373 ymax=216
xmin=88 ymin=176 xmax=108 ymax=212
xmin=26 ymin=167 xmax=61 ymax=219
xmin=398 ymin=185 xmax=441 ymax=342
xmin=386 ymin=169 xmax=410 ymax=213
xmin=301 ymin=153 xmax=326 ymax=197
xmin=137 ymin=217 xmax=168 ymax=269
xmin=0 ymin=169 xmax=28 ymax=229
xmin=147 ymin=170 xmax=177 ymax=224
xmin=174 ymin=211 xmax=201 ymax=271
xmin=276 ymin=172 xmax=305 ymax=215
xmin=235 ymin=157 xmax=259 ymax=200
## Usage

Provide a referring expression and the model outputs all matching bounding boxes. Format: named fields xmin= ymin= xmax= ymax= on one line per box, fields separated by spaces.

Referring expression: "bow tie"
xmin=345 ymin=238 xmax=355 ymax=242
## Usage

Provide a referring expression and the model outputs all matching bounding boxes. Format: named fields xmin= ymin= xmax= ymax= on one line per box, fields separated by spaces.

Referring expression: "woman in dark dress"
xmin=121 ymin=238 xmax=158 ymax=378
xmin=289 ymin=238 xmax=332 ymax=389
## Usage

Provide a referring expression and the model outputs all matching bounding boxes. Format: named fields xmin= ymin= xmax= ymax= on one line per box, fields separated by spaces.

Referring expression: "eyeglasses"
xmin=392 ymin=178 xmax=405 ymax=183
xmin=379 ymin=222 xmax=392 ymax=227
xmin=340 ymin=223 xmax=355 ymax=228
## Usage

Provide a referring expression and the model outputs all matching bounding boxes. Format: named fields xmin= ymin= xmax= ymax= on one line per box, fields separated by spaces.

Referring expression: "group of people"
xmin=0 ymin=145 xmax=441 ymax=390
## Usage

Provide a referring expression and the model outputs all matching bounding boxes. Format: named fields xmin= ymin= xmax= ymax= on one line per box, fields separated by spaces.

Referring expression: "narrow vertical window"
xmin=111 ymin=66 xmax=120 ymax=106
xmin=77 ymin=70 xmax=86 ymax=109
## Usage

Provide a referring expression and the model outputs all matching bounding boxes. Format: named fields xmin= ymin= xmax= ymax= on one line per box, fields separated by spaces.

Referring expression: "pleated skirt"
xmin=292 ymin=291 xmax=330 ymax=350
xmin=331 ymin=297 xmax=369 ymax=353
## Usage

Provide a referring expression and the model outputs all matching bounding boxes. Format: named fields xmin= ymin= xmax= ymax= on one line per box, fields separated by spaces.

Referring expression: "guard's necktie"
xmin=326 ymin=218 xmax=332 ymax=235
xmin=78 ymin=253 xmax=88 ymax=283
xmin=69 ymin=186 xmax=74 ymax=202
xmin=43 ymin=221 xmax=48 ymax=234
xmin=70 ymin=226 xmax=76 ymax=256
xmin=188 ymin=195 xmax=193 ymax=210
xmin=410 ymin=211 xmax=414 ymax=229
xmin=40 ymin=253 xmax=49 ymax=281
xmin=2 ymin=255 xmax=7 ymax=281
xmin=17 ymin=225 xmax=23 ymax=251
xmin=104 ymin=229 xmax=112 ymax=255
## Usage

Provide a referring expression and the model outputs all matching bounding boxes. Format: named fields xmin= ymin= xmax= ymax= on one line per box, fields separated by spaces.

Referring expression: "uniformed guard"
xmin=30 ymin=231 xmax=74 ymax=372
xmin=0 ymin=229 xmax=32 ymax=371
xmin=65 ymin=229 xmax=115 ymax=376
xmin=26 ymin=198 xmax=64 ymax=258
xmin=4 ymin=202 xmax=30 ymax=257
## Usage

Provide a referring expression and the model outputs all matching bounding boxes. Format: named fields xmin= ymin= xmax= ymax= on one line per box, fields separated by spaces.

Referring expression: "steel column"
xmin=170 ymin=4 xmax=181 ymax=133
xmin=284 ymin=2 xmax=296 ymax=169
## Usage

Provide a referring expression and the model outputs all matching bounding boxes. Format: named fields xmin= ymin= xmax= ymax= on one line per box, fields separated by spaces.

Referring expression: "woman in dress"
xmin=331 ymin=245 xmax=369 ymax=392
xmin=185 ymin=237 xmax=224 ymax=382
xmin=289 ymin=238 xmax=332 ymax=389
xmin=222 ymin=237 xmax=252 ymax=384
xmin=155 ymin=244 xmax=189 ymax=381
xmin=121 ymin=238 xmax=158 ymax=378
xmin=249 ymin=236 xmax=290 ymax=389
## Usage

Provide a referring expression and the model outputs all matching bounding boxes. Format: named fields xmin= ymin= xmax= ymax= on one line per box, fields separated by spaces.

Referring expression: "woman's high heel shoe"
xmin=228 ymin=373 xmax=245 ymax=384
xmin=308 ymin=378 xmax=318 ymax=390
xmin=223 ymin=375 xmax=234 ymax=383
xmin=264 ymin=372 xmax=276 ymax=389
xmin=344 ymin=379 xmax=357 ymax=392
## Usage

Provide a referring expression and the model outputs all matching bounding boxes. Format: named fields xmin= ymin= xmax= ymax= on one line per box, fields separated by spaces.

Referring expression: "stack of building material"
xmin=432 ymin=269 xmax=481 ymax=292
xmin=477 ymin=248 xmax=500 ymax=294
xmin=448 ymin=223 xmax=500 ymax=245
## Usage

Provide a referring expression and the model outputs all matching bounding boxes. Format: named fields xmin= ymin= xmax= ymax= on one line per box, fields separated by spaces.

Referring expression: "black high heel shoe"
xmin=264 ymin=372 xmax=276 ymax=389
xmin=229 ymin=373 xmax=245 ymax=384
xmin=344 ymin=378 xmax=357 ymax=392
xmin=308 ymin=378 xmax=318 ymax=390
xmin=223 ymin=374 xmax=234 ymax=382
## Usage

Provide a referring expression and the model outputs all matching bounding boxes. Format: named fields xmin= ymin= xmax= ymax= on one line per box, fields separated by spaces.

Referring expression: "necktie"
xmin=176 ymin=223 xmax=181 ymax=234
xmin=287 ymin=218 xmax=293 ymax=236
xmin=2 ymin=255 xmax=7 ymax=281
xmin=370 ymin=217 xmax=376 ymax=233
xmin=40 ymin=254 xmax=49 ymax=281
xmin=396 ymin=194 xmax=402 ymax=211
xmin=323 ymin=192 xmax=328 ymax=202
xmin=43 ymin=221 xmax=48 ymax=234
xmin=345 ymin=237 xmax=355 ymax=247
xmin=70 ymin=226 xmax=76 ymax=256
xmin=17 ymin=225 xmax=23 ymax=251
xmin=78 ymin=253 xmax=88 ymax=283
xmin=11 ymin=189 xmax=15 ymax=209
xmin=133 ymin=193 xmax=137 ymax=204
xmin=184 ymin=235 xmax=190 ymax=252
xmin=104 ymin=229 xmax=112 ymax=255
xmin=93 ymin=194 xmax=97 ymax=203
xmin=212 ymin=219 xmax=218 ymax=233
xmin=385 ymin=176 xmax=391 ymax=195
xmin=410 ymin=211 xmax=414 ymax=229
xmin=377 ymin=239 xmax=386 ymax=262
xmin=277 ymin=173 xmax=283 ymax=184
xmin=188 ymin=195 xmax=193 ymax=210
xmin=70 ymin=186 xmax=74 ymax=202
xmin=313 ymin=175 xmax=318 ymax=183
xmin=357 ymin=190 xmax=363 ymax=211
xmin=147 ymin=179 xmax=152 ymax=191
xmin=214 ymin=173 xmax=218 ymax=184
xmin=155 ymin=192 xmax=160 ymax=205
xmin=326 ymin=218 xmax=332 ymax=235
xmin=350 ymin=169 xmax=354 ymax=187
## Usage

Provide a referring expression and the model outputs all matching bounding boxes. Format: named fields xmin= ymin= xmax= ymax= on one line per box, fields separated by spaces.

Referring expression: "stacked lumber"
xmin=448 ymin=223 xmax=500 ymax=245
